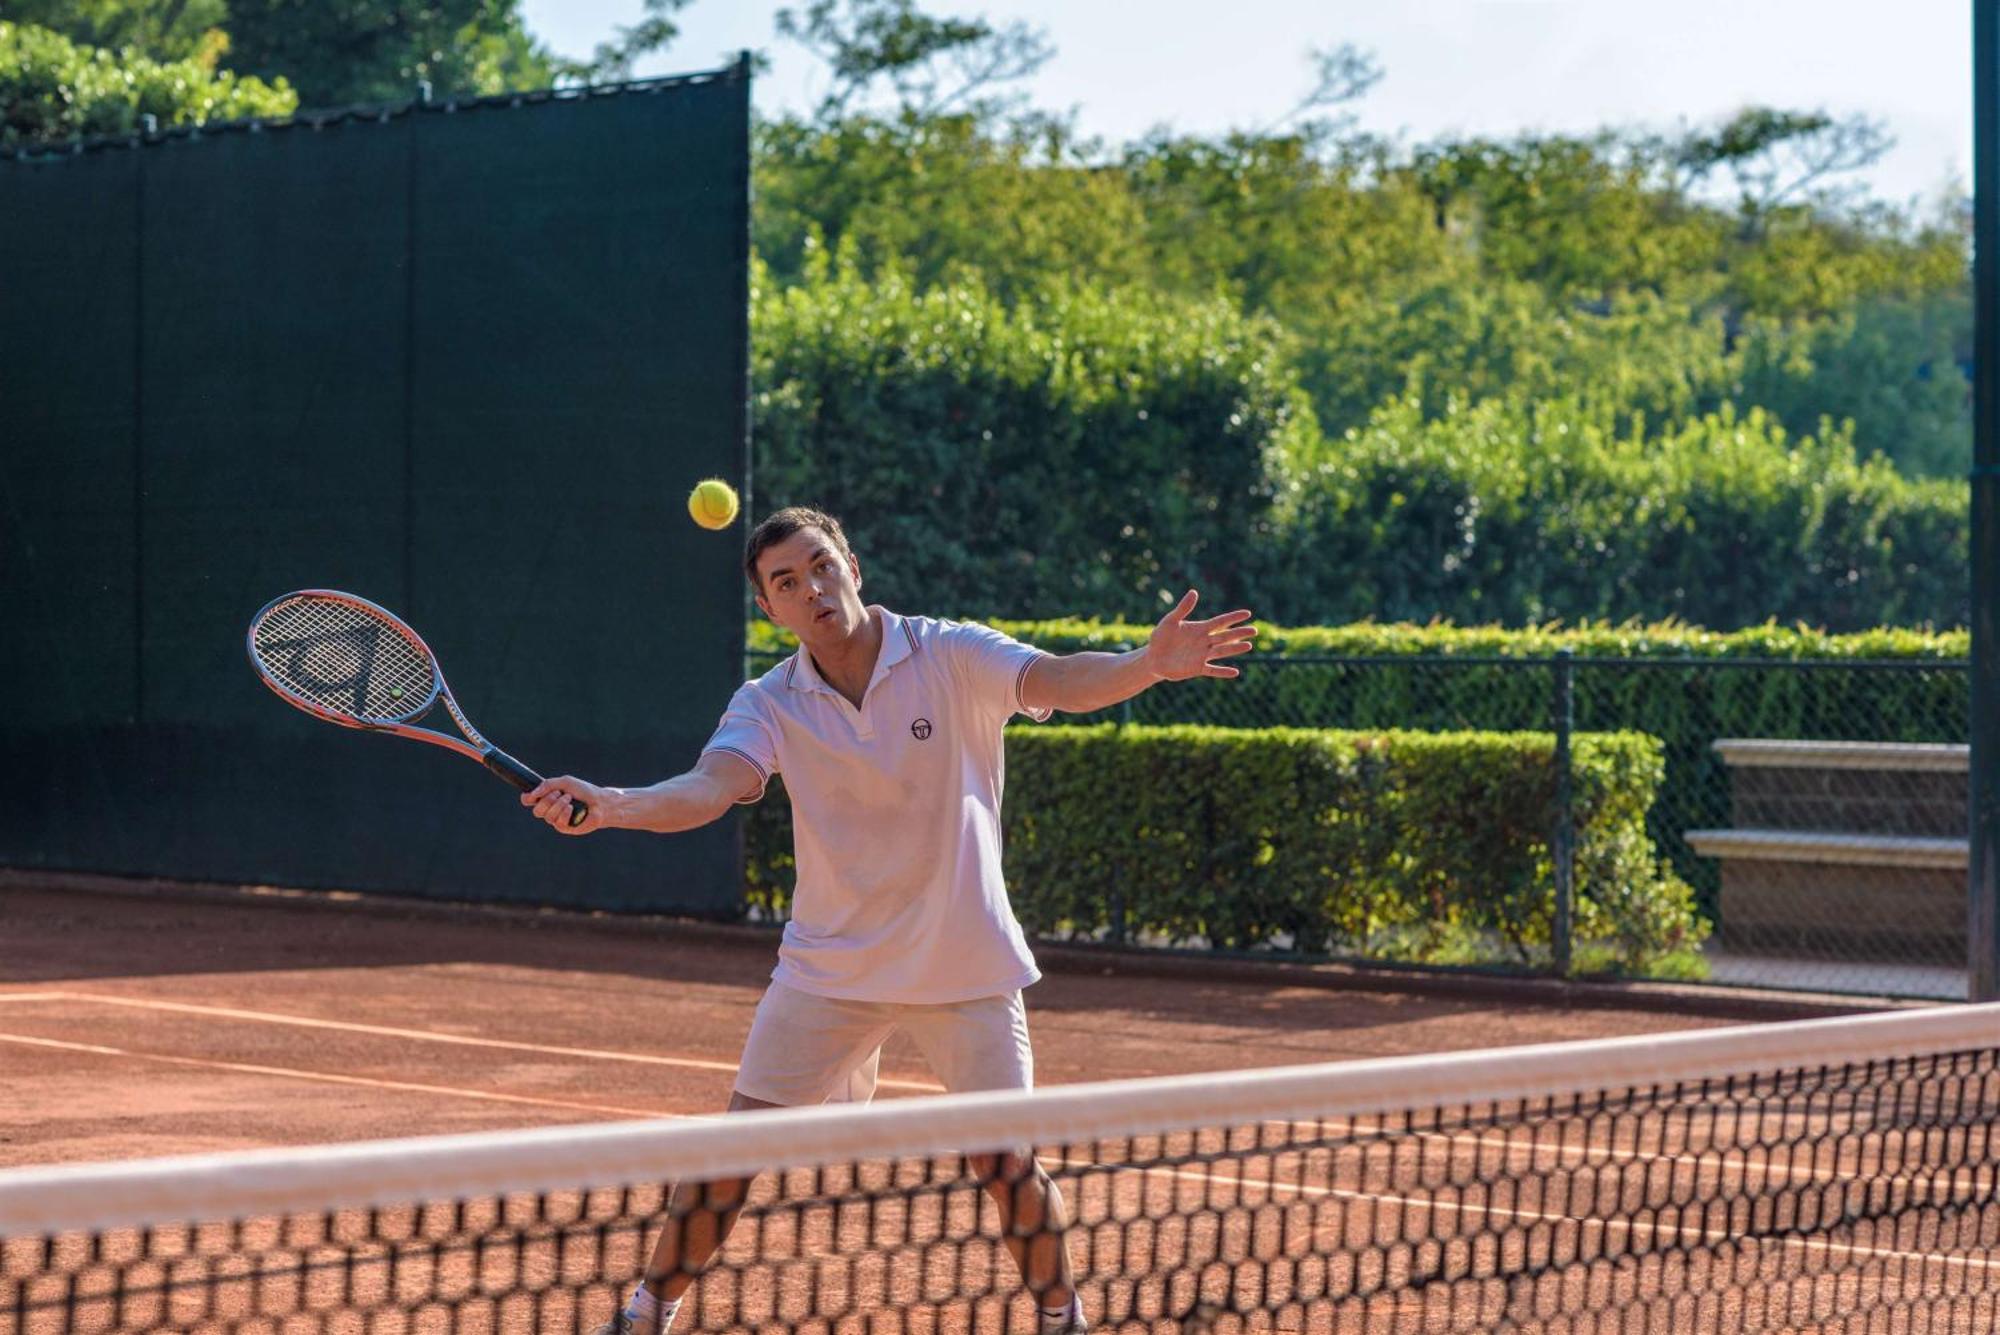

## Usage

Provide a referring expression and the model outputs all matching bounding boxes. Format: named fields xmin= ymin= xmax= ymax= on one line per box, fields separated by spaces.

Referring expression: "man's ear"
xmin=849 ymin=554 xmax=863 ymax=591
xmin=753 ymin=590 xmax=773 ymax=620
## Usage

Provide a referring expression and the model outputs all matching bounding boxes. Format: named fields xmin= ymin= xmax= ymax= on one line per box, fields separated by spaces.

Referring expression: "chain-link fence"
xmin=746 ymin=649 xmax=1972 ymax=999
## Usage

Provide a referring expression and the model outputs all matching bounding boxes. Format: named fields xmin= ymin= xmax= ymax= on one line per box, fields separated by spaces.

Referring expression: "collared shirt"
xmin=702 ymin=606 xmax=1052 ymax=1003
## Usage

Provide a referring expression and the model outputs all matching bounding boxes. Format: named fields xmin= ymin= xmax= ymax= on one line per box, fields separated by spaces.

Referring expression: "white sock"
xmin=1037 ymin=1297 xmax=1084 ymax=1334
xmin=624 ymin=1287 xmax=680 ymax=1335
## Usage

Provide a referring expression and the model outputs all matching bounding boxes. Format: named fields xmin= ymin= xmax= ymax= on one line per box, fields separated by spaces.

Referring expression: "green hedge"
xmin=1262 ymin=395 xmax=1967 ymax=632
xmin=752 ymin=253 xmax=1312 ymax=620
xmin=0 ymin=22 xmax=296 ymax=148
xmin=742 ymin=724 xmax=1704 ymax=978
xmin=746 ymin=618 xmax=1967 ymax=933
xmin=748 ymin=614 xmax=1968 ymax=659
xmin=749 ymin=262 xmax=1965 ymax=632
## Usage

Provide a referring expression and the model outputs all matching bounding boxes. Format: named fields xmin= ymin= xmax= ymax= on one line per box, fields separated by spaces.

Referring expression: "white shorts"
xmin=733 ymin=981 xmax=1034 ymax=1107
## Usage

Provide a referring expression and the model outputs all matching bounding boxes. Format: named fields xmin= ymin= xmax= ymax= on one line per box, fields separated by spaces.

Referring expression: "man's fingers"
xmin=1163 ymin=588 xmax=1198 ymax=624
xmin=1208 ymin=639 xmax=1256 ymax=659
xmin=526 ymin=775 xmax=586 ymax=804
xmin=1198 ymin=609 xmax=1256 ymax=630
xmin=1205 ymin=664 xmax=1242 ymax=679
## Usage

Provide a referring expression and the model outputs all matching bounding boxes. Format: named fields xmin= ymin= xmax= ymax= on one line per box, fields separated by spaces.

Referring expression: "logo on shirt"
xmin=910 ymin=718 xmax=933 ymax=740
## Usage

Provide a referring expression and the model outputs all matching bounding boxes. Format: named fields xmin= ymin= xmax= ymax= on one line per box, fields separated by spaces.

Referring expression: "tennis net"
xmin=3 ymin=1003 xmax=1996 ymax=1334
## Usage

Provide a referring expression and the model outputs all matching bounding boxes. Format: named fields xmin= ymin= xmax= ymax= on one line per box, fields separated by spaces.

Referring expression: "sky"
xmin=517 ymin=0 xmax=1973 ymax=213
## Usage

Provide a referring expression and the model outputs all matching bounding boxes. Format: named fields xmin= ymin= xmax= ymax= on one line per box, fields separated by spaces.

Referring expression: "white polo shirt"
xmin=702 ymin=607 xmax=1052 ymax=1004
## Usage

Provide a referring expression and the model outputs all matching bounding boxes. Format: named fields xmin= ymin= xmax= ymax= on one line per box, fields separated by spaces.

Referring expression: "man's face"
xmin=753 ymin=527 xmax=866 ymax=643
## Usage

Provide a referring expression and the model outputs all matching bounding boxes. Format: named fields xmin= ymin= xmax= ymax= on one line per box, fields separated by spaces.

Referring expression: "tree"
xmin=0 ymin=0 xmax=227 ymax=63
xmin=219 ymin=0 xmax=559 ymax=108
xmin=551 ymin=0 xmax=692 ymax=84
xmin=0 ymin=19 xmax=295 ymax=147
xmin=1677 ymin=105 xmax=1895 ymax=220
xmin=774 ymin=0 xmax=1053 ymax=122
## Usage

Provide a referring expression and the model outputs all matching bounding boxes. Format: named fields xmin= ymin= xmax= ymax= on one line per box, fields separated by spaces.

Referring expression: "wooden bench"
xmin=1684 ymin=740 xmax=1966 ymax=963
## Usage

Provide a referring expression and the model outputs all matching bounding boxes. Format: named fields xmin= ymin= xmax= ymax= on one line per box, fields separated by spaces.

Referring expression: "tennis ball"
xmin=688 ymin=478 xmax=739 ymax=531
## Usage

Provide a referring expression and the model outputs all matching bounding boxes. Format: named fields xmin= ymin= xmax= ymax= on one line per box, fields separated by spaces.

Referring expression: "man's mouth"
xmin=814 ymin=607 xmax=836 ymax=623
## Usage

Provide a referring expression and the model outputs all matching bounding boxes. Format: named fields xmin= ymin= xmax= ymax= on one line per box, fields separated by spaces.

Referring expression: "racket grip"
xmin=484 ymin=748 xmax=590 ymax=828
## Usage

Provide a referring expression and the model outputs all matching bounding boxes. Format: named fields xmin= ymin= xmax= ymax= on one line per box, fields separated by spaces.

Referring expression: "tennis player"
xmin=523 ymin=505 xmax=1256 ymax=1335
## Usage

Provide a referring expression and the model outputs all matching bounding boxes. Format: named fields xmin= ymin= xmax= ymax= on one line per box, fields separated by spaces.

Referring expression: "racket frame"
xmin=246 ymin=589 xmax=584 ymax=823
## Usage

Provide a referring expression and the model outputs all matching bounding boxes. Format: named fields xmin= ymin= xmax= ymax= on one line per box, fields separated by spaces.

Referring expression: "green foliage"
xmin=774 ymin=0 xmax=1052 ymax=122
xmin=747 ymin=616 xmax=1969 ymax=660
xmin=0 ymin=20 xmax=295 ymax=146
xmin=1408 ymin=134 xmax=1728 ymax=296
xmin=752 ymin=252 xmax=1313 ymax=618
xmin=1266 ymin=395 xmax=1965 ymax=631
xmin=754 ymin=112 xmax=1150 ymax=300
xmin=1726 ymin=205 xmax=1967 ymax=319
xmin=743 ymin=725 xmax=1704 ymax=977
xmin=3 ymin=0 xmax=228 ymax=63
xmin=220 ymin=0 xmax=557 ymax=108
xmin=1729 ymin=292 xmax=1972 ymax=479
xmin=1302 ymin=279 xmax=1741 ymax=439
xmin=750 ymin=108 xmax=1971 ymax=522
xmin=750 ymin=255 xmax=1963 ymax=631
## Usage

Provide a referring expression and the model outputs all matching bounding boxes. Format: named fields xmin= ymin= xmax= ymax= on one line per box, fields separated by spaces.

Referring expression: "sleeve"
xmin=943 ymin=620 xmax=1053 ymax=724
xmin=700 ymin=683 xmax=779 ymax=804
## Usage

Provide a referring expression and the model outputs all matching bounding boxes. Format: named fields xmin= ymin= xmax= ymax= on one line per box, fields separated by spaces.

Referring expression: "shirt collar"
xmin=784 ymin=606 xmax=916 ymax=695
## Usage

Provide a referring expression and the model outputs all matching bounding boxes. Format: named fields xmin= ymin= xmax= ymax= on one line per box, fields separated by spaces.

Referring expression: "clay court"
xmin=0 ymin=876 xmax=1789 ymax=1166
xmin=5 ymin=876 xmax=1995 ymax=1334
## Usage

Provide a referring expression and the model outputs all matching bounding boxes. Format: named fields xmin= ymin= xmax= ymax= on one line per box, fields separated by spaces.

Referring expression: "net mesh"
xmin=4 ymin=1008 xmax=1996 ymax=1334
xmin=249 ymin=594 xmax=435 ymax=724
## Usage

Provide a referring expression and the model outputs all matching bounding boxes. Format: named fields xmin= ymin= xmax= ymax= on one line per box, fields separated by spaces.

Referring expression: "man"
xmin=523 ymin=505 xmax=1256 ymax=1335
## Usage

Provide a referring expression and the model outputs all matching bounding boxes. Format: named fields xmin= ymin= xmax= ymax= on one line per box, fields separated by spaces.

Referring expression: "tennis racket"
xmin=246 ymin=589 xmax=588 ymax=827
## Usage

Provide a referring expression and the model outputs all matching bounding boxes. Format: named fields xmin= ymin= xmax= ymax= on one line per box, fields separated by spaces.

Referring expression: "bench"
xmin=1684 ymin=740 xmax=1966 ymax=964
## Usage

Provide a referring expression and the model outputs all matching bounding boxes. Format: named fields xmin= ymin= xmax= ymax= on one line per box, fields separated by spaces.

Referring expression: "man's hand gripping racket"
xmin=247 ymin=590 xmax=591 ymax=829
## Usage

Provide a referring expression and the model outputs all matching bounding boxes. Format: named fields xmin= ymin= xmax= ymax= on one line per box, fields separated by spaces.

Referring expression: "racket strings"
xmin=252 ymin=596 xmax=435 ymax=723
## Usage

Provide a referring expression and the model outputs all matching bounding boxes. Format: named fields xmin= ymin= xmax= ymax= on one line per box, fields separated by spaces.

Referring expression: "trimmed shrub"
xmin=1263 ymin=395 xmax=1966 ymax=632
xmin=742 ymin=724 xmax=1703 ymax=978
xmin=752 ymin=253 xmax=1317 ymax=620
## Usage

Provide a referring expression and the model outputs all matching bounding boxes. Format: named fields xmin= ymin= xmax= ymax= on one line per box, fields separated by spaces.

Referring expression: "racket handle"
xmin=484 ymin=748 xmax=590 ymax=828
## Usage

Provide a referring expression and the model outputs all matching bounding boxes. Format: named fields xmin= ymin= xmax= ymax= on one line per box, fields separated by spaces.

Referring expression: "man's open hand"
xmin=1143 ymin=590 xmax=1257 ymax=682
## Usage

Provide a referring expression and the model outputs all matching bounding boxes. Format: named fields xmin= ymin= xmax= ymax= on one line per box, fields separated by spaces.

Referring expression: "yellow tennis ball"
xmin=688 ymin=478 xmax=739 ymax=531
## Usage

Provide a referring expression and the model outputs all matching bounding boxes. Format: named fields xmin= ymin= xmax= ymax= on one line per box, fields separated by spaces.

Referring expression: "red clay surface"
xmin=2 ymin=879 xmax=1993 ymax=1333
xmin=0 ymin=879 xmax=1764 ymax=1169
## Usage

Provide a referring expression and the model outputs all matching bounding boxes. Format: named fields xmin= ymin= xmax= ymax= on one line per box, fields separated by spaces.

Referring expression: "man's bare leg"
xmin=604 ymin=1091 xmax=780 ymax=1334
xmin=972 ymin=1151 xmax=1080 ymax=1318
xmin=642 ymin=1091 xmax=778 ymax=1299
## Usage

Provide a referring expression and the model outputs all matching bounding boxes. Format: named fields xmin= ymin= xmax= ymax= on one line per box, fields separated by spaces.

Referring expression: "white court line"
xmin=1049 ymin=1151 xmax=2000 ymax=1281
xmin=0 ymin=989 xmax=946 ymax=1093
xmin=1234 ymin=1109 xmax=1993 ymax=1207
xmin=0 ymin=1033 xmax=699 ymax=1120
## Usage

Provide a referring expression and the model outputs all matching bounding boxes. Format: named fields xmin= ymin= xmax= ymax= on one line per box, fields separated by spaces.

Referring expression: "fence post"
xmin=1112 ymin=697 xmax=1131 ymax=942
xmin=1552 ymin=649 xmax=1576 ymax=978
xmin=1973 ymin=0 xmax=2000 ymax=1001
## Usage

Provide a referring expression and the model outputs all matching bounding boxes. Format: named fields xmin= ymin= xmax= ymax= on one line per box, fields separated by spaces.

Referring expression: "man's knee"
xmin=671 ymin=1174 xmax=753 ymax=1216
xmin=970 ymin=1150 xmax=1042 ymax=1192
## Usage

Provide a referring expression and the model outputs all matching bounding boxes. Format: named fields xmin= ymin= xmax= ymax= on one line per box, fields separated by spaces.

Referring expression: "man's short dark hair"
xmin=745 ymin=506 xmax=854 ymax=591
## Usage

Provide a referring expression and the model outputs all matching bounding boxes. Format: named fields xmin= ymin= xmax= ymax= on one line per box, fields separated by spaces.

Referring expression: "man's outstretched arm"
xmin=1020 ymin=589 xmax=1256 ymax=716
xmin=522 ymin=749 xmax=763 ymax=835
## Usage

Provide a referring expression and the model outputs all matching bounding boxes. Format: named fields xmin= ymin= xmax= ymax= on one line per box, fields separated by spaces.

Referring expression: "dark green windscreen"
xmin=0 ymin=68 xmax=752 ymax=914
